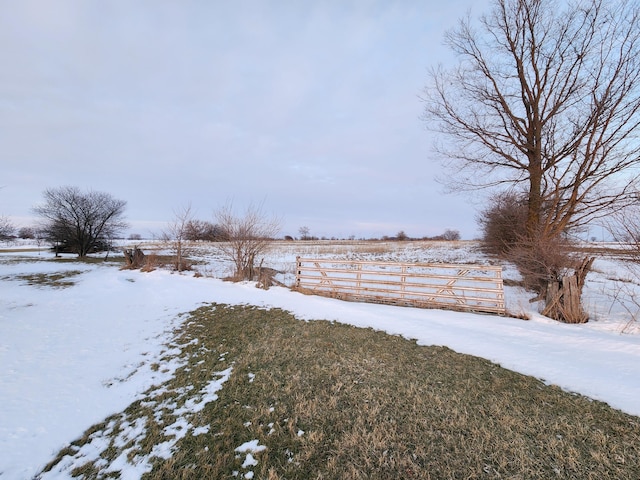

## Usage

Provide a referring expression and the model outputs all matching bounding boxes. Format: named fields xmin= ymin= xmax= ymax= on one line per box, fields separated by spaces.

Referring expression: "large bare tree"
xmin=34 ymin=186 xmax=128 ymax=257
xmin=424 ymin=0 xmax=640 ymax=240
xmin=424 ymin=0 xmax=640 ymax=322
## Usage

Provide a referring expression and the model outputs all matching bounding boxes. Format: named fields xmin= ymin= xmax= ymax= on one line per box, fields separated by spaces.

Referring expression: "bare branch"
xmin=423 ymin=0 xmax=640 ymax=238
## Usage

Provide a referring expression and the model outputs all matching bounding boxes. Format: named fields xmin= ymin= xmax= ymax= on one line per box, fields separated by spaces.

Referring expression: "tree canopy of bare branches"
xmin=424 ymin=0 xmax=640 ymax=241
xmin=33 ymin=186 xmax=127 ymax=257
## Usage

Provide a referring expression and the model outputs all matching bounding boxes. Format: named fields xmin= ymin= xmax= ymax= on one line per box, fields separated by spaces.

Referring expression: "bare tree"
xmin=442 ymin=229 xmax=461 ymax=241
xmin=396 ymin=230 xmax=409 ymax=241
xmin=0 ymin=215 xmax=15 ymax=240
xmin=162 ymin=204 xmax=195 ymax=272
xmin=215 ymin=202 xmax=281 ymax=281
xmin=424 ymin=0 xmax=640 ymax=321
xmin=33 ymin=186 xmax=127 ymax=257
xmin=18 ymin=226 xmax=35 ymax=239
xmin=298 ymin=226 xmax=311 ymax=240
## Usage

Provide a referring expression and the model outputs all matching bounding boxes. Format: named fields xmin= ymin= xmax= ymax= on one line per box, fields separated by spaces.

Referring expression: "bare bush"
xmin=214 ymin=202 xmax=281 ymax=281
xmin=140 ymin=252 xmax=161 ymax=273
xmin=478 ymin=192 xmax=528 ymax=255
xmin=122 ymin=247 xmax=146 ymax=269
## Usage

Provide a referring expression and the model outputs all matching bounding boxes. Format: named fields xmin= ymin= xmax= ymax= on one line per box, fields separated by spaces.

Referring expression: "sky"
xmin=0 ymin=0 xmax=494 ymax=240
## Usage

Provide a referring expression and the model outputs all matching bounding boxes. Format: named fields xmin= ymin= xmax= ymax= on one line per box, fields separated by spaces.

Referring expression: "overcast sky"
xmin=1 ymin=0 xmax=493 ymax=240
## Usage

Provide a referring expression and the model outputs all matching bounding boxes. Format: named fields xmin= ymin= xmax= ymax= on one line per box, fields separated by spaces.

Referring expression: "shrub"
xmin=478 ymin=192 xmax=528 ymax=255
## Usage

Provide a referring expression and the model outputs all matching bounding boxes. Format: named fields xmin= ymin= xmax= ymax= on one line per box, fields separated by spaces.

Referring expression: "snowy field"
xmin=1 ymin=240 xmax=640 ymax=479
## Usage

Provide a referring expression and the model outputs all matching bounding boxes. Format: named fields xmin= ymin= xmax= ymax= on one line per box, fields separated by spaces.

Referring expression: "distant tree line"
xmin=293 ymin=227 xmax=462 ymax=242
xmin=381 ymin=229 xmax=461 ymax=242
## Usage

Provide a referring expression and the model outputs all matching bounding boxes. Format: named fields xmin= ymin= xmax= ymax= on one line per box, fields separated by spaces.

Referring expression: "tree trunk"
xmin=542 ymin=256 xmax=594 ymax=323
xmin=526 ymin=161 xmax=543 ymax=239
xmin=122 ymin=247 xmax=145 ymax=269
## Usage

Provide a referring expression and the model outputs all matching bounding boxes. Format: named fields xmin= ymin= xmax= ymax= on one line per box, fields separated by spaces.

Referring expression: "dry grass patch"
xmin=40 ymin=304 xmax=640 ymax=479
xmin=3 ymin=270 xmax=84 ymax=288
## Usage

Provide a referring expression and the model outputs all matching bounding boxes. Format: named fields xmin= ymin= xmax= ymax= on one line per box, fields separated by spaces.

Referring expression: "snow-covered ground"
xmin=1 ymin=241 xmax=639 ymax=479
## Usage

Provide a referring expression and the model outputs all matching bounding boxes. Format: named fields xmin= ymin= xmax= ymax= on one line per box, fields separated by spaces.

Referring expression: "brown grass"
xmin=3 ymin=270 xmax=84 ymax=288
xmin=40 ymin=304 xmax=640 ymax=479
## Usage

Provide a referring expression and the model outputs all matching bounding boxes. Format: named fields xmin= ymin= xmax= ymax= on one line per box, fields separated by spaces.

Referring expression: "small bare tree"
xmin=162 ymin=204 xmax=195 ymax=272
xmin=298 ymin=226 xmax=311 ymax=240
xmin=215 ymin=202 xmax=281 ymax=281
xmin=396 ymin=230 xmax=409 ymax=241
xmin=442 ymin=229 xmax=461 ymax=241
